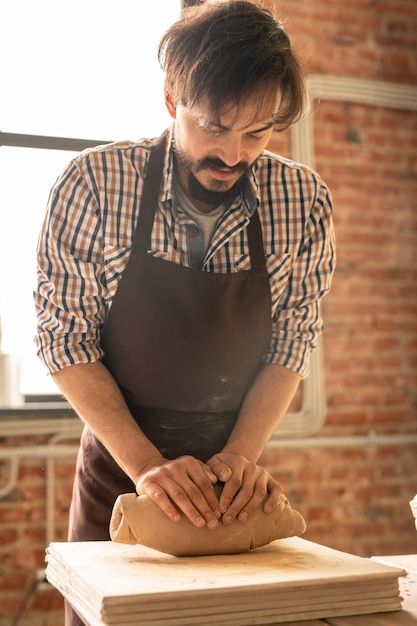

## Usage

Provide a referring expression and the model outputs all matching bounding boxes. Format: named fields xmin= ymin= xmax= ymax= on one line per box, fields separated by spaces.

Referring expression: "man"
xmin=35 ymin=1 xmax=335 ymax=623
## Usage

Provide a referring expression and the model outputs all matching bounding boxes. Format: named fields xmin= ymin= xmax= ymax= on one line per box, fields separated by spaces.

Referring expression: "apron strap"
xmin=246 ymin=208 xmax=267 ymax=271
xmin=133 ymin=129 xmax=266 ymax=270
xmin=134 ymin=130 xmax=168 ymax=256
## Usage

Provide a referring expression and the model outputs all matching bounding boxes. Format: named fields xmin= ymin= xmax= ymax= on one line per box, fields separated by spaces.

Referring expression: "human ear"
xmin=164 ymin=91 xmax=177 ymax=119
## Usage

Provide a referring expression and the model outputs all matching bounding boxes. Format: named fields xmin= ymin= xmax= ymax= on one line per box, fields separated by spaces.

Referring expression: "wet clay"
xmin=109 ymin=484 xmax=306 ymax=556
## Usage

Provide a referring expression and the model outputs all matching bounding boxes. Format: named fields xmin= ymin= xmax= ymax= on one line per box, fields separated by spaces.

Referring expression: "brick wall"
xmin=263 ymin=0 xmax=417 ymax=556
xmin=1 ymin=0 xmax=416 ymax=624
xmin=0 ymin=436 xmax=77 ymax=625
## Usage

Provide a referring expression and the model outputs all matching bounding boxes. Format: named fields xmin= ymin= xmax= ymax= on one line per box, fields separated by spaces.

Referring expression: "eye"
xmin=247 ymin=127 xmax=272 ymax=139
xmin=248 ymin=131 xmax=266 ymax=140
xmin=195 ymin=118 xmax=224 ymax=137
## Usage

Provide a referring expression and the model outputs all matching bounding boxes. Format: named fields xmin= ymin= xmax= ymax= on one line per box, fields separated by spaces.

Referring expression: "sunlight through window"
xmin=0 ymin=1 xmax=180 ymax=402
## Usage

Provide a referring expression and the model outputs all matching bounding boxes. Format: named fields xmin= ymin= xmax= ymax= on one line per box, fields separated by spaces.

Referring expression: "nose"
xmin=217 ymin=134 xmax=242 ymax=168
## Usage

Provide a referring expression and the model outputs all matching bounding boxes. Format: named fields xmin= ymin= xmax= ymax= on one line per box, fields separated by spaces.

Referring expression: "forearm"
xmin=223 ymin=363 xmax=300 ymax=461
xmin=52 ymin=361 xmax=163 ymax=484
xmin=53 ymin=361 xmax=222 ymax=528
xmin=205 ymin=363 xmax=300 ymax=523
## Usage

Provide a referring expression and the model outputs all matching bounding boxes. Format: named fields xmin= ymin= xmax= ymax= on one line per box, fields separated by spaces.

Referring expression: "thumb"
xmin=202 ymin=464 xmax=218 ymax=484
xmin=207 ymin=456 xmax=232 ymax=483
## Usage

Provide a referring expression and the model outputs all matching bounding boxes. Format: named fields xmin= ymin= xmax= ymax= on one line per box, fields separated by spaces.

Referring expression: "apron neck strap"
xmin=134 ymin=130 xmax=168 ymax=256
xmin=133 ymin=129 xmax=266 ymax=271
xmin=246 ymin=209 xmax=266 ymax=270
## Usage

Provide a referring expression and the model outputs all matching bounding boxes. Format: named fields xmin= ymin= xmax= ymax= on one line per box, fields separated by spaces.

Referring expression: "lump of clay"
xmin=109 ymin=484 xmax=306 ymax=556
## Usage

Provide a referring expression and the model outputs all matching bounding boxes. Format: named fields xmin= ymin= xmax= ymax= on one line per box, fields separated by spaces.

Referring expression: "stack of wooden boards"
xmin=45 ymin=537 xmax=404 ymax=626
xmin=321 ymin=554 xmax=417 ymax=626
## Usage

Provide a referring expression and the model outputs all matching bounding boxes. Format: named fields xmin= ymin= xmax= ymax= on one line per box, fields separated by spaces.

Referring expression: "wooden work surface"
xmin=45 ymin=538 xmax=414 ymax=626
xmin=318 ymin=554 xmax=417 ymax=626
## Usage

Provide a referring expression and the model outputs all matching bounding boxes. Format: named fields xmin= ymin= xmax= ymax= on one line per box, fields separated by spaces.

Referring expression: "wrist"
xmin=221 ymin=440 xmax=263 ymax=464
xmin=133 ymin=454 xmax=165 ymax=487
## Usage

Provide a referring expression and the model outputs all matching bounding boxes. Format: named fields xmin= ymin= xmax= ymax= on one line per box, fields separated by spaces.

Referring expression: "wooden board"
xmin=45 ymin=537 xmax=405 ymax=626
xmin=323 ymin=555 xmax=417 ymax=626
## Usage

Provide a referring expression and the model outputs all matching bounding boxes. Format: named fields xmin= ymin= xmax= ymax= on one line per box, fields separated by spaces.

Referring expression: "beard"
xmin=187 ymin=170 xmax=243 ymax=207
xmin=174 ymin=143 xmax=251 ymax=207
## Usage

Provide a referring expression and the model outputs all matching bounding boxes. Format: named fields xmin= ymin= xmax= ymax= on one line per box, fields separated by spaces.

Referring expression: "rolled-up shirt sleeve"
xmin=262 ymin=173 xmax=335 ymax=378
xmin=34 ymin=160 xmax=107 ymax=374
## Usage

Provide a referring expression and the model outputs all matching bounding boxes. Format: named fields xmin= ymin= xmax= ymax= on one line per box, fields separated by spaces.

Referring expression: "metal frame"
xmin=0 ymin=130 xmax=110 ymax=152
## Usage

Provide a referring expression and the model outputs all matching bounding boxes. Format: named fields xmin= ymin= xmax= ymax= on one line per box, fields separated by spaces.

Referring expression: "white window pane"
xmin=1 ymin=1 xmax=179 ymax=138
xmin=0 ymin=147 xmax=77 ymax=353
xmin=0 ymin=1 xmax=181 ymax=402
xmin=0 ymin=147 xmax=80 ymax=398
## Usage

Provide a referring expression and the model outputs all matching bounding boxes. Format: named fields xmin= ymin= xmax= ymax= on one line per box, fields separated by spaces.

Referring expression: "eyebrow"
xmin=200 ymin=118 xmax=276 ymax=133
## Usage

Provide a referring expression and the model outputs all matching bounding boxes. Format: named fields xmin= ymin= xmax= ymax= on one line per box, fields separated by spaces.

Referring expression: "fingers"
xmin=220 ymin=466 xmax=262 ymax=524
xmin=216 ymin=460 xmax=283 ymax=525
xmin=232 ymin=476 xmax=283 ymax=523
xmin=136 ymin=456 xmax=221 ymax=529
xmin=207 ymin=456 xmax=232 ymax=483
xmin=136 ymin=454 xmax=284 ymax=530
xmin=262 ymin=479 xmax=283 ymax=513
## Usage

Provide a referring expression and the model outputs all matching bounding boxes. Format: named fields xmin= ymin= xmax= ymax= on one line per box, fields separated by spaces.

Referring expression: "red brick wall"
xmin=1 ymin=1 xmax=416 ymax=624
xmin=263 ymin=0 xmax=417 ymax=556
xmin=0 ymin=437 xmax=77 ymax=625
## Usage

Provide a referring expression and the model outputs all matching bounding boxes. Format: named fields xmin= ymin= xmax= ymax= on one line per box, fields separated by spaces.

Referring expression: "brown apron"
xmin=68 ymin=131 xmax=272 ymax=544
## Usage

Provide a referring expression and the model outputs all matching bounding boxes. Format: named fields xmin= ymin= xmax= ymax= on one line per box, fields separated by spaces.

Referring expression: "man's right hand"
xmin=135 ymin=455 xmax=222 ymax=529
xmin=52 ymin=363 xmax=223 ymax=530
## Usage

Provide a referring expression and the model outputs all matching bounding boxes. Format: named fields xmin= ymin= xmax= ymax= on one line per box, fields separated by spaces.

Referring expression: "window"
xmin=0 ymin=1 xmax=180 ymax=404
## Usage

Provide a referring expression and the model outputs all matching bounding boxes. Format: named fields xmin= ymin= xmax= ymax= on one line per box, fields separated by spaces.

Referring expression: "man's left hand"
xmin=206 ymin=453 xmax=283 ymax=524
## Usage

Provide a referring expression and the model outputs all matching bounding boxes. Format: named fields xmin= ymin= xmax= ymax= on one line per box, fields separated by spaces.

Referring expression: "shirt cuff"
xmin=262 ymin=335 xmax=317 ymax=379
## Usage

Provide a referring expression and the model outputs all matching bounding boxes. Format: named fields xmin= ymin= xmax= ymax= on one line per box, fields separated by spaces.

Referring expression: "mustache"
xmin=195 ymin=156 xmax=250 ymax=175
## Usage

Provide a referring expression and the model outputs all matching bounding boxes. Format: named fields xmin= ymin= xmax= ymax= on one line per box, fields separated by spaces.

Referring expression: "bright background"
xmin=0 ymin=1 xmax=179 ymax=396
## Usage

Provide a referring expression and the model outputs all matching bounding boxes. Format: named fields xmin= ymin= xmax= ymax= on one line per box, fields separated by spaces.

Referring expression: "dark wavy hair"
xmin=158 ymin=0 xmax=308 ymax=130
